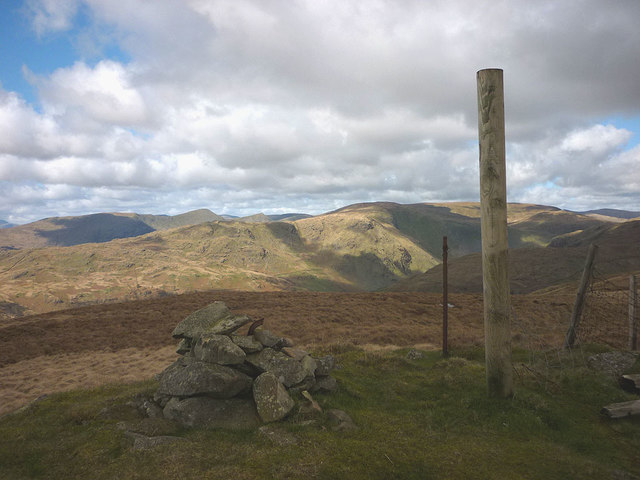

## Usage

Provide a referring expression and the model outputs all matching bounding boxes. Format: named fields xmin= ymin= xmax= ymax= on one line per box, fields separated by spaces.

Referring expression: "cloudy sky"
xmin=1 ymin=0 xmax=639 ymax=224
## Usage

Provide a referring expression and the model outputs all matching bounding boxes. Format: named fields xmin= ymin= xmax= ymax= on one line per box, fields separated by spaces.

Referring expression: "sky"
xmin=1 ymin=0 xmax=640 ymax=224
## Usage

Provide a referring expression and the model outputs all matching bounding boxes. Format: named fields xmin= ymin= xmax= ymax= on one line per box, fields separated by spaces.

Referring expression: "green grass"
xmin=1 ymin=348 xmax=639 ymax=479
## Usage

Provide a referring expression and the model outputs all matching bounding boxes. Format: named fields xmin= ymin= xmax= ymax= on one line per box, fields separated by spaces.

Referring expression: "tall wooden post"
xmin=442 ymin=236 xmax=449 ymax=357
xmin=477 ymin=68 xmax=513 ymax=398
xmin=563 ymin=243 xmax=598 ymax=349
xmin=630 ymin=275 xmax=638 ymax=351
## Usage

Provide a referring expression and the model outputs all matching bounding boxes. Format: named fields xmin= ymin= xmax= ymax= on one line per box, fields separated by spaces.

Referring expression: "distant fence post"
xmin=443 ymin=236 xmax=449 ymax=357
xmin=630 ymin=275 xmax=638 ymax=351
xmin=564 ymin=243 xmax=598 ymax=349
xmin=477 ymin=68 xmax=513 ymax=398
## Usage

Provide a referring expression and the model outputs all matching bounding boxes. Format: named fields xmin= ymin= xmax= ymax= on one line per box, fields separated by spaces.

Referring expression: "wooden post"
xmin=477 ymin=68 xmax=513 ymax=398
xmin=443 ymin=236 xmax=449 ymax=357
xmin=630 ymin=275 xmax=638 ymax=351
xmin=563 ymin=243 xmax=598 ymax=349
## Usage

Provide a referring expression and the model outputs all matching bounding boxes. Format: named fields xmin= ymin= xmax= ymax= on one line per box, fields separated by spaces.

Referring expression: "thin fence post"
xmin=564 ymin=243 xmax=598 ymax=349
xmin=630 ymin=275 xmax=638 ymax=351
xmin=477 ymin=68 xmax=513 ymax=398
xmin=443 ymin=236 xmax=449 ymax=357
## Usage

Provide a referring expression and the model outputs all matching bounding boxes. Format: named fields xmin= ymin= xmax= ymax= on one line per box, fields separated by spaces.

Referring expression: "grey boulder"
xmin=157 ymin=357 xmax=252 ymax=398
xmin=163 ymin=396 xmax=261 ymax=430
xmin=246 ymin=348 xmax=306 ymax=387
xmin=253 ymin=372 xmax=295 ymax=423
xmin=193 ymin=335 xmax=246 ymax=365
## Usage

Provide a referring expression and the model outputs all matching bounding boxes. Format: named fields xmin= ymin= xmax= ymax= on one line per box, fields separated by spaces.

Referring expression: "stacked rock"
xmin=153 ymin=301 xmax=336 ymax=429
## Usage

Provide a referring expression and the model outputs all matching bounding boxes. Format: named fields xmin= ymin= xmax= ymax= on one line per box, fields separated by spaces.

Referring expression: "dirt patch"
xmin=0 ymin=346 xmax=177 ymax=416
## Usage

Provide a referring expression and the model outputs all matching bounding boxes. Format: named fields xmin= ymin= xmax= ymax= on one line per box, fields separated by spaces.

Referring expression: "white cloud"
xmin=561 ymin=124 xmax=632 ymax=154
xmin=26 ymin=0 xmax=79 ymax=36
xmin=34 ymin=61 xmax=149 ymax=127
xmin=2 ymin=0 xmax=640 ymax=223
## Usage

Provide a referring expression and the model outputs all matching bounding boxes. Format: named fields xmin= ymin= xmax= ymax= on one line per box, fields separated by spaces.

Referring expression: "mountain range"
xmin=0 ymin=202 xmax=638 ymax=318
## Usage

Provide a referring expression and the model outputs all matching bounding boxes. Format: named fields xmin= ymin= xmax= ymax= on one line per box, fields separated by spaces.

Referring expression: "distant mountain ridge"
xmin=0 ymin=201 xmax=632 ymax=318
xmin=0 ymin=209 xmax=314 ymax=249
xmin=578 ymin=208 xmax=640 ymax=220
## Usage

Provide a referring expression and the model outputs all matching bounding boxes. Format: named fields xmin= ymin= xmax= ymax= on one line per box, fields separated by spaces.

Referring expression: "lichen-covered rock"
xmin=301 ymin=355 xmax=318 ymax=378
xmin=246 ymin=348 xmax=306 ymax=387
xmin=231 ymin=335 xmax=264 ymax=353
xmin=163 ymin=396 xmax=261 ymax=429
xmin=193 ymin=335 xmax=246 ymax=365
xmin=253 ymin=372 xmax=295 ymax=423
xmin=314 ymin=355 xmax=336 ymax=376
xmin=172 ymin=302 xmax=251 ymax=339
xmin=253 ymin=327 xmax=284 ymax=348
xmin=588 ymin=352 xmax=639 ymax=377
xmin=157 ymin=357 xmax=252 ymax=398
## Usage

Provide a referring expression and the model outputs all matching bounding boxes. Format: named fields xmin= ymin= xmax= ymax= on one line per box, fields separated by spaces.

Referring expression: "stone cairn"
xmin=151 ymin=301 xmax=337 ymax=429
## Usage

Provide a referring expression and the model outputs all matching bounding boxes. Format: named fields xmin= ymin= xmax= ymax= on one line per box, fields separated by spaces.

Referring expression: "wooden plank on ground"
xmin=601 ymin=400 xmax=640 ymax=418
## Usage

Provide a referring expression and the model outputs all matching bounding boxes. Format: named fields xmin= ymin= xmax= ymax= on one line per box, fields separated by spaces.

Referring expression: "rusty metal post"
xmin=630 ymin=275 xmax=638 ymax=351
xmin=443 ymin=236 xmax=449 ymax=357
xmin=477 ymin=68 xmax=513 ymax=398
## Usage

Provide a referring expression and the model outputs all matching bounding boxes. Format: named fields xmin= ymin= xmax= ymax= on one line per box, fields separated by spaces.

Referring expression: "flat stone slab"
xmin=620 ymin=374 xmax=640 ymax=393
xmin=247 ymin=348 xmax=306 ymax=387
xmin=601 ymin=399 xmax=640 ymax=419
xmin=253 ymin=327 xmax=284 ymax=348
xmin=172 ymin=302 xmax=252 ymax=339
xmin=163 ymin=396 xmax=261 ymax=429
xmin=157 ymin=357 xmax=252 ymax=398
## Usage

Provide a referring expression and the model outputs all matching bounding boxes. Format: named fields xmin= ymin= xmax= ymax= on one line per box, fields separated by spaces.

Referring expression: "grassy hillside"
xmin=1 ymin=347 xmax=639 ymax=479
xmin=295 ymin=205 xmax=438 ymax=289
xmin=331 ymin=202 xmax=609 ymax=260
xmin=0 ymin=202 xmax=621 ymax=316
xmin=392 ymin=219 xmax=640 ymax=294
xmin=0 ymin=212 xmax=436 ymax=315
